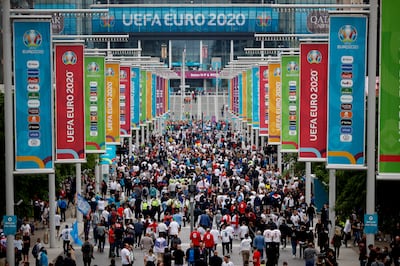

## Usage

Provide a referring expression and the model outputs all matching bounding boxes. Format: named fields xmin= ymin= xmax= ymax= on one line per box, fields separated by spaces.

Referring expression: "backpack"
xmin=82 ymin=243 xmax=91 ymax=254
xmin=59 ymin=200 xmax=67 ymax=209
xmin=32 ymin=244 xmax=39 ymax=258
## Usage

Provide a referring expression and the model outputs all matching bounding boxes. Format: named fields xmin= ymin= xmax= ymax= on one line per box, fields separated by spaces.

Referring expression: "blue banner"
xmin=92 ymin=6 xmax=279 ymax=33
xmin=152 ymin=73 xmax=156 ymax=118
xmin=238 ymin=73 xmax=243 ymax=118
xmin=100 ymin=145 xmax=116 ymax=165
xmin=327 ymin=16 xmax=367 ymax=169
xmin=13 ymin=20 xmax=54 ymax=173
xmin=131 ymin=67 xmax=140 ymax=129
xmin=252 ymin=67 xmax=260 ymax=129
xmin=71 ymin=220 xmax=83 ymax=246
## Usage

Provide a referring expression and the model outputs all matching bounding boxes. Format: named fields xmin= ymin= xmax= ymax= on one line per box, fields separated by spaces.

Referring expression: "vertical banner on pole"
xmin=252 ymin=66 xmax=260 ymax=129
xmin=152 ymin=73 xmax=156 ymax=118
xmin=259 ymin=65 xmax=269 ymax=136
xmin=246 ymin=69 xmax=253 ymax=125
xmin=378 ymin=1 xmax=400 ymax=178
xmin=131 ymin=67 xmax=140 ymax=129
xmin=268 ymin=62 xmax=281 ymax=144
xmin=327 ymin=15 xmax=367 ymax=169
xmin=164 ymin=78 xmax=169 ymax=114
xmin=84 ymin=55 xmax=106 ymax=153
xmin=146 ymin=71 xmax=152 ymax=121
xmin=119 ymin=65 xmax=131 ymax=138
xmin=242 ymin=71 xmax=247 ymax=121
xmin=105 ymin=62 xmax=120 ymax=145
xmin=238 ymin=74 xmax=243 ymax=118
xmin=13 ymin=20 xmax=54 ymax=172
xmin=55 ymin=44 xmax=86 ymax=162
xmin=140 ymin=70 xmax=147 ymax=125
xmin=299 ymin=43 xmax=328 ymax=161
xmin=281 ymin=55 xmax=300 ymax=152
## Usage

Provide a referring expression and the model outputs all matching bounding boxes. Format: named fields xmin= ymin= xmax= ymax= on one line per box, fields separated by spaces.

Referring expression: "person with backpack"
xmin=32 ymin=238 xmax=43 ymax=266
xmin=81 ymin=237 xmax=94 ymax=266
xmin=59 ymin=225 xmax=72 ymax=254
xmin=58 ymin=197 xmax=68 ymax=222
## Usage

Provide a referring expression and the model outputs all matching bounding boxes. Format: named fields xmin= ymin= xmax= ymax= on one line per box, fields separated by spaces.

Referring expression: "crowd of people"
xmin=1 ymin=120 xmax=400 ymax=266
xmin=78 ymin=120 xmax=334 ymax=266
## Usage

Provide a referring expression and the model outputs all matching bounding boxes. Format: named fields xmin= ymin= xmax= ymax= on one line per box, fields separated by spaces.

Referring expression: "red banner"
xmin=259 ymin=65 xmax=269 ymax=136
xmin=120 ymin=65 xmax=131 ymax=137
xmin=55 ymin=44 xmax=86 ymax=162
xmin=299 ymin=43 xmax=328 ymax=161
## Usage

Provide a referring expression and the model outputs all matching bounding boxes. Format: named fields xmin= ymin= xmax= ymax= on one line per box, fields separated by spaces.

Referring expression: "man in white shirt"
xmin=240 ymin=234 xmax=252 ymax=266
xmin=239 ymin=222 xmax=249 ymax=240
xmin=20 ymin=221 xmax=31 ymax=236
xmin=120 ymin=243 xmax=132 ymax=266
xmin=123 ymin=205 xmax=133 ymax=225
xmin=59 ymin=225 xmax=72 ymax=254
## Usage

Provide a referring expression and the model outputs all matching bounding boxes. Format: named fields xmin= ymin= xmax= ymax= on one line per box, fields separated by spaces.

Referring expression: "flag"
xmin=70 ymin=220 xmax=83 ymax=246
xmin=77 ymin=194 xmax=91 ymax=216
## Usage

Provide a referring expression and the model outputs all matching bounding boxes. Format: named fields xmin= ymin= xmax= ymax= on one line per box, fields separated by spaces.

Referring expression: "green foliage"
xmin=334 ymin=170 xmax=366 ymax=220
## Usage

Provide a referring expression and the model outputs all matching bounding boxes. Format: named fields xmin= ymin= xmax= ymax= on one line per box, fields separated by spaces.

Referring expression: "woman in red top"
xmin=108 ymin=225 xmax=116 ymax=258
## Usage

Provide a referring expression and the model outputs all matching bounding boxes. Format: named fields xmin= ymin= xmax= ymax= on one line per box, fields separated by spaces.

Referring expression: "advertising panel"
xmin=55 ymin=44 xmax=86 ymax=162
xmin=84 ymin=55 xmax=106 ymax=153
xmin=299 ymin=43 xmax=328 ymax=161
xmin=140 ymin=70 xmax=147 ymax=124
xmin=378 ymin=1 xmax=400 ymax=178
xmin=259 ymin=65 xmax=269 ymax=136
xmin=13 ymin=20 xmax=54 ymax=172
xmin=327 ymin=16 xmax=367 ymax=169
xmin=252 ymin=66 xmax=260 ymax=129
xmin=281 ymin=55 xmax=300 ymax=152
xmin=105 ymin=62 xmax=120 ymax=144
xmin=119 ymin=65 xmax=131 ymax=137
xmin=268 ymin=62 xmax=281 ymax=144
xmin=131 ymin=67 xmax=140 ymax=129
xmin=92 ymin=6 xmax=279 ymax=33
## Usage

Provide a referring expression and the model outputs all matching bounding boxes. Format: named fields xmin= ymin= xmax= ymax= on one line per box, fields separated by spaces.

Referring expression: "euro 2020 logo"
xmin=23 ymin=30 xmax=42 ymax=48
xmin=307 ymin=50 xmax=322 ymax=64
xmin=62 ymin=51 xmax=77 ymax=65
xmin=286 ymin=61 xmax=299 ymax=73
xmin=87 ymin=62 xmax=99 ymax=73
xmin=338 ymin=25 xmax=357 ymax=43
xmin=106 ymin=67 xmax=115 ymax=77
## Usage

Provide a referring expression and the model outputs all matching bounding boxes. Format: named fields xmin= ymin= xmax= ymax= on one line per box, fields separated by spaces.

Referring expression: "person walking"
xmin=240 ymin=234 xmax=252 ymax=266
xmin=303 ymin=243 xmax=317 ymax=266
xmin=81 ymin=237 xmax=94 ymax=266
xmin=121 ymin=243 xmax=133 ymax=266
xmin=59 ymin=225 xmax=72 ymax=255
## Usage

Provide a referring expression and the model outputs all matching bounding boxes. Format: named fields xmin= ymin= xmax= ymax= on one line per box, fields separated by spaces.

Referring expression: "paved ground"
xmin=25 ymin=208 xmax=371 ymax=266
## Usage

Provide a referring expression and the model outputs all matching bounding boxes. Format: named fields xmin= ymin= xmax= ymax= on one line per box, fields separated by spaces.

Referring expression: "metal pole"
xmin=3 ymin=0 xmax=15 ymax=263
xmin=305 ymin=162 xmax=312 ymax=206
xmin=141 ymin=125 xmax=145 ymax=145
xmin=366 ymin=0 xmax=378 ymax=249
xmin=49 ymin=173 xmax=56 ymax=248
xmin=128 ymin=136 xmax=133 ymax=161
xmin=329 ymin=169 xmax=336 ymax=241
xmin=95 ymin=159 xmax=100 ymax=194
xmin=181 ymin=49 xmax=186 ymax=120
xmin=215 ymin=68 xmax=219 ymax=121
xmin=136 ymin=129 xmax=140 ymax=148
xmin=190 ymin=179 xmax=194 ymax=233
xmin=277 ymin=145 xmax=282 ymax=174
xmin=76 ymin=163 xmax=82 ymax=222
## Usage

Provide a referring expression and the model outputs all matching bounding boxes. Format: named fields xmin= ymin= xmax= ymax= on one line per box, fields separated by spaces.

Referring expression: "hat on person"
xmin=224 ymin=254 xmax=230 ymax=258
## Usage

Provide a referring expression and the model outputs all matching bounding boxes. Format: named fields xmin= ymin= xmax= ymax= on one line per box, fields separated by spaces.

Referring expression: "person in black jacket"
xmin=209 ymin=250 xmax=223 ymax=266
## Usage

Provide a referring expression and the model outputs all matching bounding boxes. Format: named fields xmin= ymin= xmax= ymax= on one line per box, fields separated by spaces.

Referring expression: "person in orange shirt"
xmin=190 ymin=227 xmax=202 ymax=248
xmin=252 ymin=248 xmax=261 ymax=266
